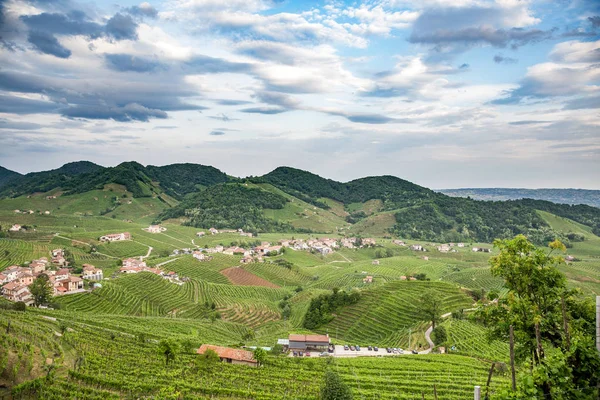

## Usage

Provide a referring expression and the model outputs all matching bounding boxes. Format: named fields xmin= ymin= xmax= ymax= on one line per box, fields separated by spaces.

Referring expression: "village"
xmin=0 ymin=248 xmax=102 ymax=305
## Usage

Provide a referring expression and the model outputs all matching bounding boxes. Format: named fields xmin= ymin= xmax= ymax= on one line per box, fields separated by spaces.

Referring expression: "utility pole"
xmin=409 ymin=328 xmax=411 ymax=350
xmin=596 ymin=296 xmax=600 ymax=354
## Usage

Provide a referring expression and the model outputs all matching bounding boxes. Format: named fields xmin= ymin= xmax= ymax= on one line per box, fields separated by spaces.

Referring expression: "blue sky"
xmin=0 ymin=0 xmax=598 ymax=188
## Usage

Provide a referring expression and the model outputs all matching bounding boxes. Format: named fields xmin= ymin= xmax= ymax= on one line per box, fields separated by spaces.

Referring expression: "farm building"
xmin=288 ymin=334 xmax=330 ymax=351
xmin=197 ymin=344 xmax=257 ymax=367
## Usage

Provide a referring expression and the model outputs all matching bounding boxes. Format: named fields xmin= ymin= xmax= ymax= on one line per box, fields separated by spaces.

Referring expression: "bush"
xmin=431 ymin=326 xmax=447 ymax=346
xmin=13 ymin=301 xmax=27 ymax=311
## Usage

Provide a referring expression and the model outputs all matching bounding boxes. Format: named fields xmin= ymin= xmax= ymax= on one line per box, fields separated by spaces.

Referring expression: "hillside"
xmin=0 ymin=166 xmax=21 ymax=188
xmin=440 ymin=188 xmax=600 ymax=208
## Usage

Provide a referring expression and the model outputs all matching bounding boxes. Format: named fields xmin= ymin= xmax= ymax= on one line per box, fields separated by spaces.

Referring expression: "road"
xmin=154 ymin=257 xmax=180 ymax=267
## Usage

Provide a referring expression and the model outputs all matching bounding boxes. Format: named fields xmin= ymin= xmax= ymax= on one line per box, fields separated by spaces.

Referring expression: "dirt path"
xmin=422 ymin=312 xmax=453 ymax=354
xmin=154 ymin=257 xmax=180 ymax=267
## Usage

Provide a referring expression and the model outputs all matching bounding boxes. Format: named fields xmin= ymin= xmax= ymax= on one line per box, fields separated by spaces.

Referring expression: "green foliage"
xmin=303 ymin=289 xmax=360 ymax=330
xmin=431 ymin=326 xmax=447 ymax=346
xmin=158 ymin=339 xmax=179 ymax=366
xmin=29 ymin=274 xmax=53 ymax=307
xmin=0 ymin=165 xmax=21 ymax=189
xmin=476 ymin=235 xmax=600 ymax=399
xmin=157 ymin=183 xmax=294 ymax=233
xmin=321 ymin=370 xmax=353 ymax=400
xmin=419 ymin=289 xmax=443 ymax=329
xmin=253 ymin=347 xmax=267 ymax=366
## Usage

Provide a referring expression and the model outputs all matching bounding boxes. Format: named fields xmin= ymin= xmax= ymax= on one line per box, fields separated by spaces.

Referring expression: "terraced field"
xmin=0 ymin=239 xmax=50 ymax=270
xmin=221 ymin=267 xmax=281 ymax=288
xmin=318 ymin=281 xmax=474 ymax=348
xmin=2 ymin=308 xmax=509 ymax=400
xmin=443 ymin=319 xmax=509 ymax=362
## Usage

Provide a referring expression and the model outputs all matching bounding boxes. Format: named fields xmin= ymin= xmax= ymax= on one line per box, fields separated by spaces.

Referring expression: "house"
xmin=122 ymin=258 xmax=147 ymax=269
xmin=393 ymin=240 xmax=406 ymax=246
xmin=15 ymin=271 xmax=34 ymax=286
xmin=565 ymin=255 xmax=576 ymax=262
xmin=423 ymin=256 xmax=429 ymax=261
xmin=240 ymin=232 xmax=253 ymax=238
xmin=400 ymin=276 xmax=407 ymax=280
xmin=55 ymin=276 xmax=84 ymax=293
xmin=410 ymin=244 xmax=425 ymax=251
xmin=29 ymin=260 xmax=47 ymax=274
xmin=100 ymin=232 xmax=131 ymax=242
xmin=82 ymin=264 xmax=103 ymax=281
xmin=206 ymin=246 xmax=224 ymax=254
xmin=44 ymin=211 xmax=50 ymax=215
xmin=288 ymin=334 xmax=330 ymax=351
xmin=193 ymin=251 xmax=206 ymax=261
xmin=437 ymin=244 xmax=451 ymax=253
xmin=321 ymin=239 xmax=338 ymax=248
xmin=223 ymin=247 xmax=246 ymax=256
xmin=266 ymin=245 xmax=282 ymax=255
xmin=372 ymin=260 xmax=380 ymax=265
xmin=362 ymin=238 xmax=376 ymax=247
xmin=197 ymin=344 xmax=257 ymax=367
xmin=3 ymin=266 xmax=20 ymax=282
xmin=279 ymin=240 xmax=291 ymax=247
xmin=9 ymin=224 xmax=21 ymax=232
xmin=52 ymin=254 xmax=67 ymax=267
xmin=363 ymin=275 xmax=373 ymax=283
xmin=240 ymin=255 xmax=254 ymax=264
xmin=472 ymin=247 xmax=492 ymax=253
xmin=341 ymin=238 xmax=355 ymax=249
xmin=457 ymin=243 xmax=465 ymax=248
xmin=51 ymin=249 xmax=64 ymax=258
xmin=209 ymin=228 xmax=219 ymax=235
xmin=2 ymin=282 xmax=33 ymax=305
xmin=55 ymin=268 xmax=70 ymax=281
xmin=196 ymin=232 xmax=205 ymax=237
xmin=146 ymin=225 xmax=164 ymax=233
xmin=0 ymin=274 xmax=7 ymax=284
xmin=13 ymin=209 xmax=20 ymax=213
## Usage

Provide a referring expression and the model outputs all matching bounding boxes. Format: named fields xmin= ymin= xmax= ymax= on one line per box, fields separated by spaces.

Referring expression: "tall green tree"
xmin=253 ymin=348 xmax=267 ymax=367
xmin=476 ymin=235 xmax=600 ymax=399
xmin=419 ymin=290 xmax=442 ymax=329
xmin=158 ymin=339 xmax=179 ymax=366
xmin=29 ymin=274 xmax=53 ymax=307
xmin=321 ymin=370 xmax=353 ymax=400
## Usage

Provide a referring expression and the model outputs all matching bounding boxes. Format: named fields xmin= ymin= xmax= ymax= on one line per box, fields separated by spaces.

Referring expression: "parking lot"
xmin=290 ymin=345 xmax=428 ymax=358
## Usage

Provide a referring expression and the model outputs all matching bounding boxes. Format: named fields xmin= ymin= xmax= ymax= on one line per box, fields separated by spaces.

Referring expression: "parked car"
xmin=386 ymin=347 xmax=392 ymax=353
xmin=367 ymin=346 xmax=373 ymax=351
xmin=305 ymin=352 xmax=311 ymax=357
xmin=412 ymin=350 xmax=418 ymax=354
xmin=350 ymin=345 xmax=356 ymax=351
xmin=344 ymin=345 xmax=350 ymax=351
xmin=398 ymin=349 xmax=404 ymax=354
xmin=355 ymin=345 xmax=361 ymax=351
xmin=319 ymin=352 xmax=330 ymax=357
xmin=328 ymin=345 xmax=335 ymax=353
xmin=374 ymin=347 xmax=379 ymax=352
xmin=392 ymin=348 xmax=398 ymax=354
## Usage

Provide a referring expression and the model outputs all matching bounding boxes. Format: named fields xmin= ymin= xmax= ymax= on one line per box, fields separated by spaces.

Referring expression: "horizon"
xmin=0 ymin=0 xmax=599 ymax=189
xmin=3 ymin=159 xmax=600 ymax=191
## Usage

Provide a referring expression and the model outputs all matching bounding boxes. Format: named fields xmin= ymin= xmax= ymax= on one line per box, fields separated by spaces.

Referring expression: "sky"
xmin=0 ymin=0 xmax=599 ymax=189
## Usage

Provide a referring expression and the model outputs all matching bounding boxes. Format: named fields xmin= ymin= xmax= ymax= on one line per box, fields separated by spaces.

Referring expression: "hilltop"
xmin=0 ymin=166 xmax=21 ymax=189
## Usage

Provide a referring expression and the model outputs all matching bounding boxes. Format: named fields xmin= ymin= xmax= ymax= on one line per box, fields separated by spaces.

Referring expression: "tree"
xmin=431 ymin=326 xmax=447 ymax=346
xmin=476 ymin=235 xmax=600 ymax=399
xmin=419 ymin=290 xmax=442 ymax=329
xmin=196 ymin=349 xmax=220 ymax=373
xmin=158 ymin=339 xmax=179 ymax=366
xmin=29 ymin=274 xmax=53 ymax=307
xmin=253 ymin=347 xmax=267 ymax=366
xmin=321 ymin=370 xmax=353 ymax=400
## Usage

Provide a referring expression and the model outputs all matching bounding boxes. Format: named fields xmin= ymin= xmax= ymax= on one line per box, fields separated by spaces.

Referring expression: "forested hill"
xmin=0 ymin=166 xmax=21 ymax=188
xmin=253 ymin=166 xmax=434 ymax=209
xmin=439 ymin=188 xmax=600 ymax=208
xmin=0 ymin=162 xmax=229 ymax=200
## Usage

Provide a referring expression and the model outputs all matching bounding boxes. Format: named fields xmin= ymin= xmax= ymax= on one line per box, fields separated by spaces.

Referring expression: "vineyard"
xmin=0 ymin=239 xmax=50 ymax=270
xmin=220 ymin=267 xmax=281 ymax=288
xmin=2 ymin=308 xmax=509 ymax=400
xmin=318 ymin=281 xmax=474 ymax=348
xmin=443 ymin=319 xmax=509 ymax=362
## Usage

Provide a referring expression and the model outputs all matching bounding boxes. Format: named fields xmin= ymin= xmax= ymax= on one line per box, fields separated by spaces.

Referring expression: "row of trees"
xmin=303 ymin=288 xmax=361 ymax=330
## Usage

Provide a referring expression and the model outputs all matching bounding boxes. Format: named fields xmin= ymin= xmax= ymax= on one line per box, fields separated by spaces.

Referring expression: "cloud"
xmin=106 ymin=13 xmax=138 ymax=41
xmin=563 ymin=95 xmax=600 ymax=110
xmin=209 ymin=130 xmax=226 ymax=135
xmin=26 ymin=30 xmax=72 ymax=58
xmin=509 ymin=120 xmax=549 ymax=125
xmin=589 ymin=16 xmax=600 ymax=28
xmin=254 ymin=91 xmax=301 ymax=109
xmin=208 ymin=113 xmax=240 ymax=121
xmin=214 ymin=99 xmax=252 ymax=106
xmin=20 ymin=11 xmax=104 ymax=38
xmin=0 ymin=118 xmax=43 ymax=130
xmin=104 ymin=53 xmax=167 ymax=73
xmin=549 ymin=40 xmax=600 ymax=63
xmin=184 ymin=55 xmax=253 ymax=74
xmin=0 ymin=94 xmax=59 ymax=114
xmin=125 ymin=2 xmax=158 ymax=19
xmin=239 ymin=106 xmax=287 ymax=114
xmin=493 ymin=54 xmax=517 ymax=64
xmin=61 ymin=103 xmax=168 ymax=122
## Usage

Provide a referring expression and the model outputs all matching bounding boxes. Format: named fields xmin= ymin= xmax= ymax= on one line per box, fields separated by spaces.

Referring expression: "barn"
xmin=197 ymin=344 xmax=257 ymax=367
xmin=288 ymin=334 xmax=330 ymax=351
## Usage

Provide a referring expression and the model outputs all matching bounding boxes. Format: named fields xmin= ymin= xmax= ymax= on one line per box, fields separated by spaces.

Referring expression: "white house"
xmin=82 ymin=264 xmax=103 ymax=281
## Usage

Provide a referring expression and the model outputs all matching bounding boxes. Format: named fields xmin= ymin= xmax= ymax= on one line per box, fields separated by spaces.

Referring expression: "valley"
xmin=0 ymin=162 xmax=599 ymax=399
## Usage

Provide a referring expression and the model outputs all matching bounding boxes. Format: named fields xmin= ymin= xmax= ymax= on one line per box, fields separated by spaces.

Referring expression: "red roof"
xmin=197 ymin=344 xmax=257 ymax=363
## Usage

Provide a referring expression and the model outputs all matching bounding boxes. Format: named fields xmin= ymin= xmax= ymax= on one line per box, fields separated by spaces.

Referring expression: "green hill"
xmin=0 ymin=166 xmax=21 ymax=188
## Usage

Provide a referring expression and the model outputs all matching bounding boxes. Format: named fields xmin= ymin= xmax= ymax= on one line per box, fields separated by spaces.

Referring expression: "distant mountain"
xmin=0 ymin=161 xmax=229 ymax=200
xmin=0 ymin=166 xmax=22 ymax=188
xmin=439 ymin=188 xmax=600 ymax=209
